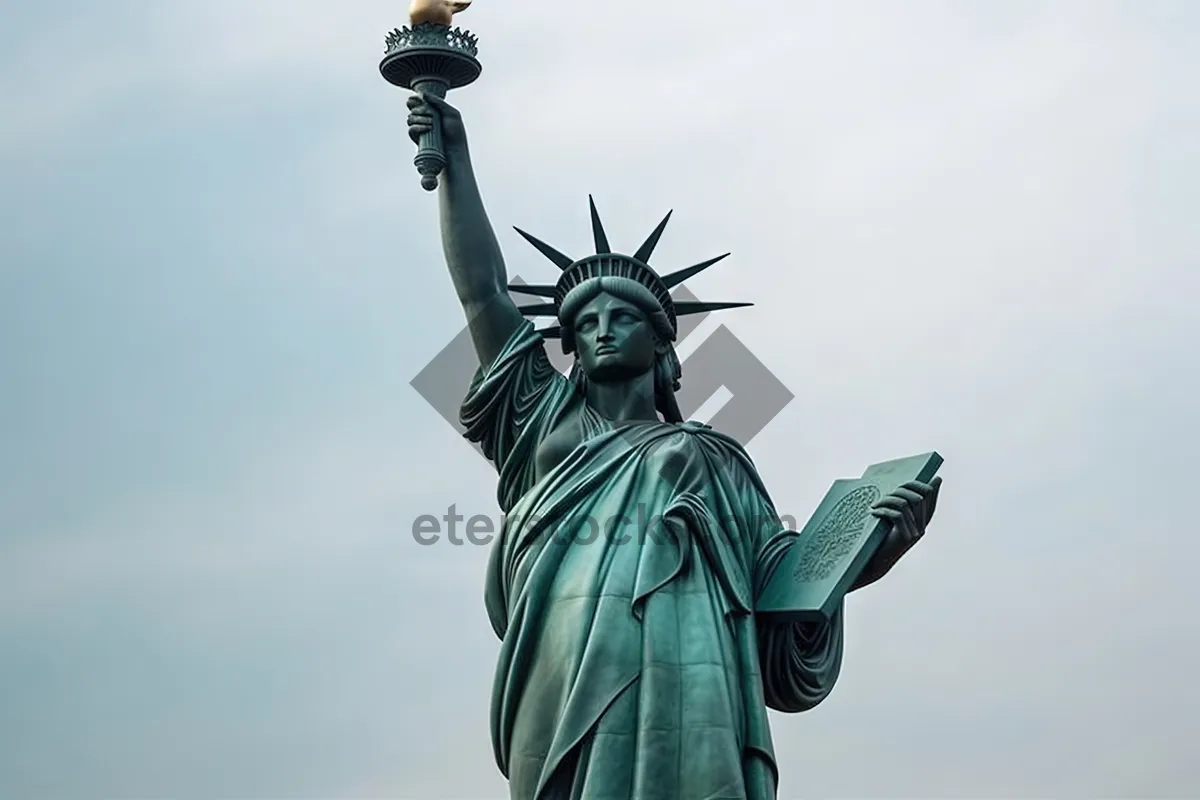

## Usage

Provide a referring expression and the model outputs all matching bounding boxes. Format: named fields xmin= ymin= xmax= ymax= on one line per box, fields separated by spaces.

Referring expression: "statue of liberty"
xmin=406 ymin=93 xmax=943 ymax=800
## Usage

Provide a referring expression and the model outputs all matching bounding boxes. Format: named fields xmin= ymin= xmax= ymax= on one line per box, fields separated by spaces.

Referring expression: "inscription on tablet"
xmin=792 ymin=485 xmax=882 ymax=583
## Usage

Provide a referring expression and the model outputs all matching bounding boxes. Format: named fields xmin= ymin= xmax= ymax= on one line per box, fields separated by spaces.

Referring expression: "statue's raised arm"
xmin=407 ymin=93 xmax=524 ymax=368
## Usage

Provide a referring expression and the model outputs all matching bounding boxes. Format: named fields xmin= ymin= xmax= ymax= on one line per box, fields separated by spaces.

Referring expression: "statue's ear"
xmin=653 ymin=337 xmax=670 ymax=355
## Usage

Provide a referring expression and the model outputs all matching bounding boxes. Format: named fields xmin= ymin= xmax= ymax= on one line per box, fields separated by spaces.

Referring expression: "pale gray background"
xmin=2 ymin=0 xmax=1198 ymax=797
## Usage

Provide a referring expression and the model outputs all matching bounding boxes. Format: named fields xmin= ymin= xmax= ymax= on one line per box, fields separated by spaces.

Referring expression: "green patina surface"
xmin=387 ymin=46 xmax=943 ymax=796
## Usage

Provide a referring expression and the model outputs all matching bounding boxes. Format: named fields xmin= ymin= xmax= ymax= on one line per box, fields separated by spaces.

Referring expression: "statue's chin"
xmin=584 ymin=362 xmax=651 ymax=385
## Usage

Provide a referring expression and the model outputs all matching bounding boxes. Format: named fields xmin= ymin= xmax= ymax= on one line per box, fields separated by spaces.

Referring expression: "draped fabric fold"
xmin=462 ymin=321 xmax=844 ymax=800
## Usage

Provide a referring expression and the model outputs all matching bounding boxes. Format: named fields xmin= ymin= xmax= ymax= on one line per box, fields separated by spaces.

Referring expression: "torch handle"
xmin=412 ymin=78 xmax=450 ymax=191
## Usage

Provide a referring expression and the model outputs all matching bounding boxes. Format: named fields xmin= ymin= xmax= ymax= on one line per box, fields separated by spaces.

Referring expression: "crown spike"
xmin=513 ymin=227 xmax=575 ymax=270
xmin=661 ymin=253 xmax=732 ymax=288
xmin=674 ymin=301 xmax=753 ymax=316
xmin=518 ymin=303 xmax=558 ymax=317
xmin=632 ymin=210 xmax=673 ymax=263
xmin=588 ymin=195 xmax=610 ymax=254
xmin=538 ymin=325 xmax=562 ymax=339
xmin=508 ymin=283 xmax=556 ymax=297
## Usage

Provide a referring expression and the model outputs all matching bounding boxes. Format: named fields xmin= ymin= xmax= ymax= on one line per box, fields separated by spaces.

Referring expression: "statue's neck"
xmin=585 ymin=371 xmax=659 ymax=423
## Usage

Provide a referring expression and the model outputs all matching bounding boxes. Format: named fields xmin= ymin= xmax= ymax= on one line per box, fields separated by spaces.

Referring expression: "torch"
xmin=380 ymin=0 xmax=482 ymax=190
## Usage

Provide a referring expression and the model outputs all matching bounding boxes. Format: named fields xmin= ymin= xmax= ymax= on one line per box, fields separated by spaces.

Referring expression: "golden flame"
xmin=408 ymin=0 xmax=472 ymax=26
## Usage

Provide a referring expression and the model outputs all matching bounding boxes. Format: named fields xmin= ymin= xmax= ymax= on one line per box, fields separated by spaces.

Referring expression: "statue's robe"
xmin=462 ymin=322 xmax=844 ymax=800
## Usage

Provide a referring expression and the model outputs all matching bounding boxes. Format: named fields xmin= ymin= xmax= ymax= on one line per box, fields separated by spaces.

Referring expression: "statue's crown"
xmin=512 ymin=197 xmax=751 ymax=348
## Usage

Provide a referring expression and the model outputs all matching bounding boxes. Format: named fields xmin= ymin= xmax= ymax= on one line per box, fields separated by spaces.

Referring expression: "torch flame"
xmin=408 ymin=0 xmax=472 ymax=26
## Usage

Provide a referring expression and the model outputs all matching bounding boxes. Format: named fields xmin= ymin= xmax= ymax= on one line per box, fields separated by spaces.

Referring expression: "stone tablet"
xmin=756 ymin=452 xmax=943 ymax=623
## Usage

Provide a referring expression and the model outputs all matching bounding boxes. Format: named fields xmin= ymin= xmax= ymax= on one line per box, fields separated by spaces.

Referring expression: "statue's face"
xmin=572 ymin=292 xmax=660 ymax=383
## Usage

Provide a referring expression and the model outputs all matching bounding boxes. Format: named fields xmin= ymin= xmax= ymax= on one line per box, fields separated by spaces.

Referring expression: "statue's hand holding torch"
xmin=407 ymin=93 xmax=466 ymax=159
xmin=380 ymin=0 xmax=481 ymax=190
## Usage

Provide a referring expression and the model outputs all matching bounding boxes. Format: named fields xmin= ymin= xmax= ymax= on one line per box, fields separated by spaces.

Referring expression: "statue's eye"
xmin=576 ymin=317 xmax=597 ymax=331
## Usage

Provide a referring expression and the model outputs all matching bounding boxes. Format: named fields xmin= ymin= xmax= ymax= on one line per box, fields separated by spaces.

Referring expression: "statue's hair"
xmin=560 ymin=277 xmax=683 ymax=423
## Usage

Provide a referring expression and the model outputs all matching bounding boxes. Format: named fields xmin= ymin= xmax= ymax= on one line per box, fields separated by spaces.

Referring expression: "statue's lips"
xmin=594 ymin=346 xmax=619 ymax=356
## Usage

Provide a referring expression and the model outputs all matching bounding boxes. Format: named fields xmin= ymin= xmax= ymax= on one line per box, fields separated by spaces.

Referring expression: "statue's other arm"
xmin=410 ymin=94 xmax=524 ymax=368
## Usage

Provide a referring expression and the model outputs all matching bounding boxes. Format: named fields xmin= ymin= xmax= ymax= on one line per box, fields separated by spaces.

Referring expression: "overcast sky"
xmin=2 ymin=0 xmax=1198 ymax=797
